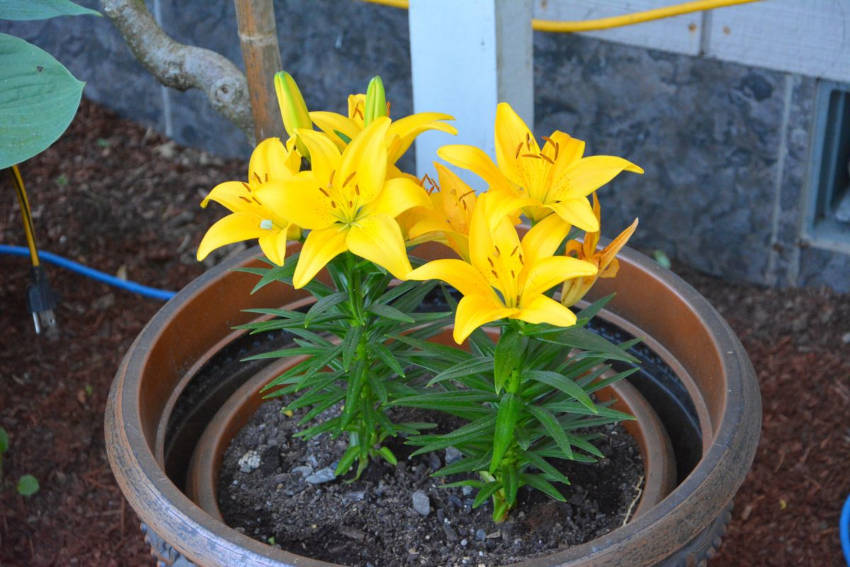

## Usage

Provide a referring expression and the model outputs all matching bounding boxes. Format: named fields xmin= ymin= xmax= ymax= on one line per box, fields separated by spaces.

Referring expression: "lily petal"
xmin=310 ymin=111 xmax=360 ymax=150
xmin=258 ymin=228 xmax=291 ymax=266
xmin=249 ymin=138 xmax=299 ymax=183
xmin=407 ymin=258 xmax=491 ymax=299
xmin=438 ymin=144 xmax=513 ymax=192
xmin=362 ymin=177 xmax=431 ymax=219
xmin=346 ymin=214 xmax=412 ymax=280
xmin=453 ymin=294 xmax=518 ymax=344
xmin=494 ymin=102 xmax=537 ymax=187
xmin=293 ymin=225 xmax=349 ymax=289
xmin=256 ymin=174 xmax=335 ymax=230
xmin=201 ymin=181 xmax=251 ymax=212
xmin=522 ymin=256 xmax=597 ymax=300
xmin=196 ymin=213 xmax=266 ymax=261
xmin=521 ymin=213 xmax=571 ymax=266
xmin=388 ymin=112 xmax=457 ymax=162
xmin=599 ymin=217 xmax=638 ymax=271
xmin=556 ymin=155 xmax=644 ymax=198
xmin=296 ymin=129 xmax=342 ymax=185
xmin=548 ymin=198 xmax=600 ymax=232
xmin=517 ymin=294 xmax=578 ymax=327
xmin=340 ymin=117 xmax=390 ymax=205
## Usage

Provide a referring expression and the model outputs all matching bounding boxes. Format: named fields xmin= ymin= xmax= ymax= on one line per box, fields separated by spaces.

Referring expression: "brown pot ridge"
xmin=106 ymin=244 xmax=761 ymax=566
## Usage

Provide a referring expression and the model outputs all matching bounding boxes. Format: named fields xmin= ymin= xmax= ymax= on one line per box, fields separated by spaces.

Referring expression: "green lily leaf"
xmin=0 ymin=0 xmax=100 ymax=20
xmin=0 ymin=33 xmax=84 ymax=169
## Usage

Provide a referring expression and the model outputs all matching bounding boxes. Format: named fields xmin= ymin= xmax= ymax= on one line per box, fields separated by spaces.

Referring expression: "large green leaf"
xmin=0 ymin=0 xmax=100 ymax=20
xmin=0 ymin=34 xmax=84 ymax=168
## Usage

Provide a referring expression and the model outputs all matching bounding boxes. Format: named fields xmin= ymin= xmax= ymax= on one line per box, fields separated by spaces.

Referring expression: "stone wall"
xmin=2 ymin=0 xmax=847 ymax=290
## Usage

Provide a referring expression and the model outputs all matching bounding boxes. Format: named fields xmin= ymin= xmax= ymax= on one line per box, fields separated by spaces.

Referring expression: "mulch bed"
xmin=1 ymin=99 xmax=848 ymax=566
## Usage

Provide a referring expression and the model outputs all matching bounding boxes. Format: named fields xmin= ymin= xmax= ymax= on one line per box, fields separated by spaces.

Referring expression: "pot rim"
xmin=106 ymin=245 xmax=761 ymax=567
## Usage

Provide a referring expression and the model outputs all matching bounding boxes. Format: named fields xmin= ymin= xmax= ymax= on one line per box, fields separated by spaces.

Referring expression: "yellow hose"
xmin=8 ymin=165 xmax=40 ymax=267
xmin=359 ymin=0 xmax=760 ymax=33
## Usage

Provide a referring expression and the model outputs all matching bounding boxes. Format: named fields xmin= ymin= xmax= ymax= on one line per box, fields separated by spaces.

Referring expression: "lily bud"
xmin=364 ymin=75 xmax=387 ymax=126
xmin=274 ymin=71 xmax=312 ymax=137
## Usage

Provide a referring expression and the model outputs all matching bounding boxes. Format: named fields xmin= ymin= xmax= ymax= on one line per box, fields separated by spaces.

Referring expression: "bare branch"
xmin=100 ymin=0 xmax=255 ymax=144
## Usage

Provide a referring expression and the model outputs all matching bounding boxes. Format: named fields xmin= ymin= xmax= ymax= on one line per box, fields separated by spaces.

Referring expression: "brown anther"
xmin=515 ymin=141 xmax=523 ymax=159
xmin=329 ymin=170 xmax=336 ymax=185
xmin=519 ymin=253 xmax=525 ymax=264
xmin=264 ymin=172 xmax=269 ymax=182
xmin=510 ymin=245 xmax=519 ymax=256
xmin=342 ymin=171 xmax=356 ymax=187
xmin=487 ymin=257 xmax=495 ymax=268
xmin=319 ymin=187 xmax=330 ymax=197
xmin=251 ymin=197 xmax=262 ymax=206
xmin=510 ymin=269 xmax=516 ymax=278
xmin=238 ymin=196 xmax=251 ymax=203
xmin=553 ymin=141 xmax=560 ymax=160
xmin=539 ymin=153 xmax=555 ymax=165
xmin=542 ymin=135 xmax=553 ymax=145
xmin=241 ymin=182 xmax=252 ymax=192
xmin=494 ymin=245 xmax=501 ymax=257
xmin=459 ymin=190 xmax=476 ymax=202
xmin=521 ymin=153 xmax=542 ymax=160
xmin=348 ymin=200 xmax=354 ymax=208
xmin=352 ymin=106 xmax=364 ymax=120
xmin=252 ymin=172 xmax=262 ymax=184
xmin=330 ymin=200 xmax=337 ymax=208
xmin=354 ymin=184 xmax=360 ymax=196
xmin=491 ymin=270 xmax=499 ymax=279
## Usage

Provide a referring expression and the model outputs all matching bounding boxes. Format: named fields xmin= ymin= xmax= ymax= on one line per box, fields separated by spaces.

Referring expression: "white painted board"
xmin=533 ymin=0 xmax=702 ymax=56
xmin=707 ymin=0 xmax=850 ymax=83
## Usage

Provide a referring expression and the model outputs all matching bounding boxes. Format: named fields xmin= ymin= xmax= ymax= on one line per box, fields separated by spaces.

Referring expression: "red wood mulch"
xmin=1 ymin=100 xmax=848 ymax=566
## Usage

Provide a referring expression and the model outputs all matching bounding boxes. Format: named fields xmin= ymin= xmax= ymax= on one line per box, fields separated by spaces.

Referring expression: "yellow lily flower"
xmin=262 ymin=117 xmax=430 ymax=288
xmin=309 ymin=96 xmax=457 ymax=166
xmin=399 ymin=163 xmax=478 ymax=259
xmin=438 ymin=102 xmax=643 ymax=231
xmin=197 ymin=137 xmax=301 ymax=266
xmin=560 ymin=193 xmax=639 ymax=307
xmin=408 ymin=192 xmax=598 ymax=343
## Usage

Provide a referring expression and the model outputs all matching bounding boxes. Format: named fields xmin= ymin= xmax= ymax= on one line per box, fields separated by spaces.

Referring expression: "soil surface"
xmin=1 ymin=99 xmax=849 ymax=566
xmin=218 ymin=402 xmax=642 ymax=567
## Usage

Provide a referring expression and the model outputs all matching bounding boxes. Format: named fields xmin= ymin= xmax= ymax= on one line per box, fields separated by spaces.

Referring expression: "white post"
xmin=409 ymin=0 xmax=534 ymax=187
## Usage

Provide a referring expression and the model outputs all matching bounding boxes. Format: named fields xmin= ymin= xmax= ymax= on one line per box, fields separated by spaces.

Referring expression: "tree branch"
xmin=100 ymin=0 xmax=255 ymax=144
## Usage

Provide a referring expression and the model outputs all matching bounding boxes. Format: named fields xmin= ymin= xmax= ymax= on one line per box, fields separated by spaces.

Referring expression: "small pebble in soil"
xmin=412 ymin=490 xmax=431 ymax=516
xmin=290 ymin=465 xmax=312 ymax=478
xmin=305 ymin=467 xmax=336 ymax=485
xmin=237 ymin=450 xmax=260 ymax=473
xmin=445 ymin=446 xmax=462 ymax=464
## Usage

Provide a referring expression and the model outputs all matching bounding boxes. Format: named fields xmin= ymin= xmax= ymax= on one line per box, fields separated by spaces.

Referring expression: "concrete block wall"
xmin=2 ymin=0 xmax=847 ymax=290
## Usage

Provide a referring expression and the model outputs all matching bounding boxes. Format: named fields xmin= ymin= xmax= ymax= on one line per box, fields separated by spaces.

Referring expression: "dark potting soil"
xmin=218 ymin=400 xmax=644 ymax=567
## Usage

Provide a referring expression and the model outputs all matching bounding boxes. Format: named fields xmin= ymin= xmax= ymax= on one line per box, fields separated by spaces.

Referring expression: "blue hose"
xmin=842 ymin=492 xmax=850 ymax=565
xmin=0 ymin=244 xmax=176 ymax=301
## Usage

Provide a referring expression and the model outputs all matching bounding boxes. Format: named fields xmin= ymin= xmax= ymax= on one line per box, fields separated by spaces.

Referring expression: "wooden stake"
xmin=234 ymin=0 xmax=284 ymax=142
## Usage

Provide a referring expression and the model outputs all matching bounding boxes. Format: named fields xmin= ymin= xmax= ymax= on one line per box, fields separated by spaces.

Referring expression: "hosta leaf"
xmin=0 ymin=34 xmax=84 ymax=169
xmin=0 ymin=0 xmax=100 ymax=20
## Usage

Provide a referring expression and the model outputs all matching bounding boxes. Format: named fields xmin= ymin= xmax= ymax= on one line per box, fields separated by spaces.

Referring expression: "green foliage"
xmin=0 ymin=426 xmax=8 ymax=480
xmin=243 ymin=259 xmax=639 ymax=521
xmin=0 ymin=1 xmax=98 ymax=169
xmin=243 ymin=252 xmax=446 ymax=479
xmin=16 ymin=474 xmax=39 ymax=497
xmin=393 ymin=296 xmax=639 ymax=522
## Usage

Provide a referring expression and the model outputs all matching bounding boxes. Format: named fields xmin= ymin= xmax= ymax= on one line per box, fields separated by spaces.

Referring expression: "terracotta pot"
xmin=106 ymin=245 xmax=760 ymax=566
xmin=184 ymin=331 xmax=675 ymax=524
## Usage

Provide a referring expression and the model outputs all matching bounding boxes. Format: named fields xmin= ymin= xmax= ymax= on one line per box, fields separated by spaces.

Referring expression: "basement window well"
xmin=805 ymin=81 xmax=850 ymax=252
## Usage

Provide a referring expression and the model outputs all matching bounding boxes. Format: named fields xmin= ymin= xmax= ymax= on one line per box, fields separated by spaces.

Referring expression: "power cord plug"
xmin=26 ymin=265 xmax=59 ymax=335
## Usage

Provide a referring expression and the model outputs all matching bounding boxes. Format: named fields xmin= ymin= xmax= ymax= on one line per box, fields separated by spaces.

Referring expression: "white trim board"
xmin=533 ymin=0 xmax=850 ymax=83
